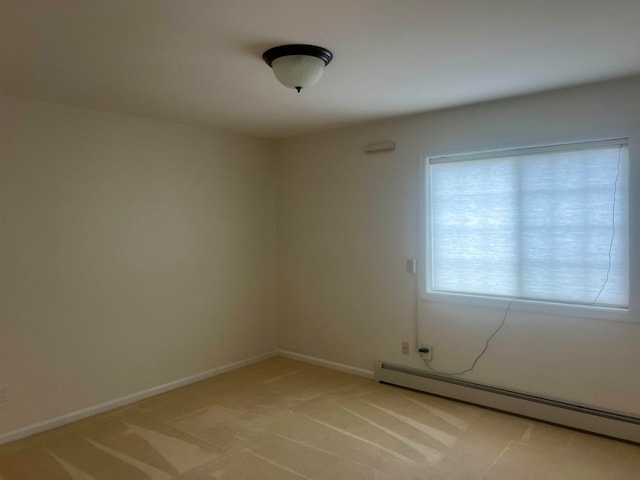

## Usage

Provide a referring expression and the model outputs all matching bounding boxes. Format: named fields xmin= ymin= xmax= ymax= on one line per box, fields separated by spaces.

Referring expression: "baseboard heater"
xmin=375 ymin=361 xmax=640 ymax=444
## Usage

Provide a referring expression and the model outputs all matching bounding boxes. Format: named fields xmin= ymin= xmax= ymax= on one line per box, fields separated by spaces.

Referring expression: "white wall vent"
xmin=363 ymin=141 xmax=395 ymax=153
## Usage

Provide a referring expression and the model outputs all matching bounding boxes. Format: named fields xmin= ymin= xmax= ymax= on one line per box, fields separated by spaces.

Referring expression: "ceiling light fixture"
xmin=262 ymin=44 xmax=333 ymax=93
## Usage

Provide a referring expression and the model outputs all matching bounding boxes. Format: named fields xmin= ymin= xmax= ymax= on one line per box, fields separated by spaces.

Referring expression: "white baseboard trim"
xmin=0 ymin=350 xmax=278 ymax=446
xmin=375 ymin=361 xmax=640 ymax=444
xmin=278 ymin=350 xmax=375 ymax=379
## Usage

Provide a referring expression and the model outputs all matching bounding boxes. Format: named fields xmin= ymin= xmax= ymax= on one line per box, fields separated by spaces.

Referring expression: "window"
xmin=423 ymin=139 xmax=629 ymax=314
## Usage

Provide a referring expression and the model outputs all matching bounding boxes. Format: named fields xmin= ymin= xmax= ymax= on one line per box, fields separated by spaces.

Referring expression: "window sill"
xmin=422 ymin=292 xmax=632 ymax=322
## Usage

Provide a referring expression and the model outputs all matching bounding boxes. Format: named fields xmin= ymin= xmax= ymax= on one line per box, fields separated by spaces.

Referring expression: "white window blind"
xmin=426 ymin=140 xmax=629 ymax=310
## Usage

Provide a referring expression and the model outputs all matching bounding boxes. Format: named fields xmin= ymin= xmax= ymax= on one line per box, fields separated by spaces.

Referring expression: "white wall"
xmin=276 ymin=76 xmax=640 ymax=416
xmin=2 ymin=75 xmax=640 ymax=439
xmin=0 ymin=97 xmax=277 ymax=435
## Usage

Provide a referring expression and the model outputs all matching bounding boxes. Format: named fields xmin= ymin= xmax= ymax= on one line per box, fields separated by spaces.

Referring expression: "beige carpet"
xmin=1 ymin=357 xmax=638 ymax=479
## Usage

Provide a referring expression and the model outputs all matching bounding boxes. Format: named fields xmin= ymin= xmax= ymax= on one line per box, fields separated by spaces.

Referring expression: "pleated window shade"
xmin=426 ymin=140 xmax=629 ymax=309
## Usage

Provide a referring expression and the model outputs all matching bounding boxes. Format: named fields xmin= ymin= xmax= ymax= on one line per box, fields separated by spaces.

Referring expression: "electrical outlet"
xmin=0 ymin=385 xmax=7 ymax=403
xmin=217 ymin=334 xmax=225 ymax=346
xmin=419 ymin=345 xmax=433 ymax=361
xmin=401 ymin=341 xmax=410 ymax=355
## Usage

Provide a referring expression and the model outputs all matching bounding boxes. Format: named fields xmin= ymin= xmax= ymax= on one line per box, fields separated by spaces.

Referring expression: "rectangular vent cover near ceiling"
xmin=375 ymin=361 xmax=640 ymax=444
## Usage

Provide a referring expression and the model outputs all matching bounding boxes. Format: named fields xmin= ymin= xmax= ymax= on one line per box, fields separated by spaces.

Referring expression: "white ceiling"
xmin=2 ymin=0 xmax=640 ymax=138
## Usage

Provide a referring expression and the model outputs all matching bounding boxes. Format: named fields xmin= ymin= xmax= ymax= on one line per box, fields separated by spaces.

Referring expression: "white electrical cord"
xmin=418 ymin=296 xmax=513 ymax=377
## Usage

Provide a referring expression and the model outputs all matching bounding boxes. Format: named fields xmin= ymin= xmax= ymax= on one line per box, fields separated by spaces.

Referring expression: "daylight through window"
xmin=424 ymin=139 xmax=629 ymax=310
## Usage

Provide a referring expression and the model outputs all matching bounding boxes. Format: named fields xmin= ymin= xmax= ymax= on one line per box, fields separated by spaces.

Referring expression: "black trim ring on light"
xmin=262 ymin=44 xmax=333 ymax=67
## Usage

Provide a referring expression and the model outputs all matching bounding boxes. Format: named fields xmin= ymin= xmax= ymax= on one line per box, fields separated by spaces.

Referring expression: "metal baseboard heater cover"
xmin=375 ymin=361 xmax=640 ymax=444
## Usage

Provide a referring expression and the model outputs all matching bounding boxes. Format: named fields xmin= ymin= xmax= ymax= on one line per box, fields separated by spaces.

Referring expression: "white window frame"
xmin=419 ymin=137 xmax=637 ymax=322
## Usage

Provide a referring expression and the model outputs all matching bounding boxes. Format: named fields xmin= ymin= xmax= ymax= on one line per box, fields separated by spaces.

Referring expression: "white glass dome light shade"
xmin=262 ymin=44 xmax=333 ymax=93
xmin=271 ymin=55 xmax=326 ymax=92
